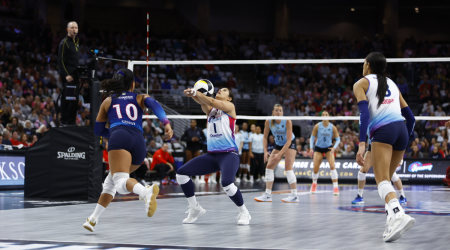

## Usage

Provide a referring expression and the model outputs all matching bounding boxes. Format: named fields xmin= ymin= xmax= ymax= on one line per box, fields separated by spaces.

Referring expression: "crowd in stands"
xmin=1 ymin=2 xmax=450 ymax=158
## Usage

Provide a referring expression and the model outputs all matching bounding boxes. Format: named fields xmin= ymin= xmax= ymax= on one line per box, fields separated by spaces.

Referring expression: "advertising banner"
xmin=0 ymin=156 xmax=25 ymax=187
xmin=274 ymin=158 xmax=448 ymax=183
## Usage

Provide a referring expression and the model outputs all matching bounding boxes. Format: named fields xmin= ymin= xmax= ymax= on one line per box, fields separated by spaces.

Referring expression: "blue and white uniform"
xmin=177 ymin=107 xmax=243 ymax=206
xmin=206 ymin=108 xmax=238 ymax=153
xmin=107 ymin=91 xmax=146 ymax=165
xmin=364 ymin=74 xmax=408 ymax=150
xmin=235 ymin=131 xmax=244 ymax=155
xmin=269 ymin=119 xmax=296 ymax=150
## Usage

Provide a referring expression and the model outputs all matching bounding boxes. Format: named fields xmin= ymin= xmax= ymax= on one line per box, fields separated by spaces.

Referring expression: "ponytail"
xmin=100 ymin=69 xmax=134 ymax=98
xmin=365 ymin=52 xmax=387 ymax=108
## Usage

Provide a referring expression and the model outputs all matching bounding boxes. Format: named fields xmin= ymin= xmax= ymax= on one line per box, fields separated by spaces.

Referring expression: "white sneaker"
xmin=182 ymin=203 xmax=206 ymax=224
xmin=261 ymin=176 xmax=266 ymax=182
xmin=152 ymin=180 xmax=160 ymax=186
xmin=255 ymin=178 xmax=261 ymax=182
xmin=235 ymin=177 xmax=241 ymax=183
xmin=198 ymin=176 xmax=206 ymax=184
xmin=249 ymin=176 xmax=254 ymax=183
xmin=242 ymin=177 xmax=249 ymax=183
xmin=211 ymin=175 xmax=217 ymax=184
xmin=383 ymin=213 xmax=415 ymax=242
xmin=282 ymin=194 xmax=299 ymax=203
xmin=254 ymin=193 xmax=272 ymax=202
xmin=83 ymin=216 xmax=97 ymax=232
xmin=236 ymin=211 xmax=251 ymax=225
xmin=139 ymin=184 xmax=159 ymax=217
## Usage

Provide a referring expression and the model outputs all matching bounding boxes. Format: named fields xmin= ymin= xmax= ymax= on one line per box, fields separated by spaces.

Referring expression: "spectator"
xmin=226 ymin=75 xmax=236 ymax=89
xmin=161 ymin=78 xmax=171 ymax=91
xmin=2 ymin=130 xmax=12 ymax=146
xmin=28 ymin=109 xmax=39 ymax=123
xmin=23 ymin=120 xmax=35 ymax=136
xmin=430 ymin=145 xmax=443 ymax=158
xmin=147 ymin=140 xmax=158 ymax=153
xmin=34 ymin=113 xmax=47 ymax=129
xmin=10 ymin=131 xmax=20 ymax=146
xmin=341 ymin=145 xmax=355 ymax=157
xmin=267 ymin=71 xmax=280 ymax=90
xmin=267 ymin=135 xmax=276 ymax=154
xmin=435 ymin=106 xmax=445 ymax=117
xmin=408 ymin=145 xmax=423 ymax=158
xmin=19 ymin=134 xmax=31 ymax=147
xmin=180 ymin=119 xmax=205 ymax=171
xmin=396 ymin=77 xmax=409 ymax=102
xmin=19 ymin=97 xmax=31 ymax=117
xmin=35 ymin=125 xmax=47 ymax=140
xmin=170 ymin=83 xmax=183 ymax=106
xmin=150 ymin=143 xmax=177 ymax=184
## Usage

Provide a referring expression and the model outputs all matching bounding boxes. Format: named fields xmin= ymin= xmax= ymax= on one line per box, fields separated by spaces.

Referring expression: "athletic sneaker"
xmin=198 ymin=177 xmax=206 ymax=184
xmin=82 ymin=216 xmax=97 ymax=232
xmin=152 ymin=180 xmax=160 ymax=186
xmin=282 ymin=194 xmax=299 ymax=203
xmin=182 ymin=203 xmax=206 ymax=224
xmin=399 ymin=195 xmax=407 ymax=205
xmin=254 ymin=193 xmax=272 ymax=202
xmin=351 ymin=195 xmax=364 ymax=204
xmin=383 ymin=213 xmax=416 ymax=242
xmin=236 ymin=210 xmax=251 ymax=225
xmin=255 ymin=178 xmax=261 ymax=182
xmin=242 ymin=177 xmax=249 ymax=183
xmin=140 ymin=184 xmax=159 ymax=217
xmin=161 ymin=179 xmax=168 ymax=185
xmin=170 ymin=179 xmax=178 ymax=185
xmin=310 ymin=183 xmax=317 ymax=193
xmin=235 ymin=177 xmax=241 ymax=183
xmin=249 ymin=176 xmax=254 ymax=183
xmin=333 ymin=187 xmax=340 ymax=196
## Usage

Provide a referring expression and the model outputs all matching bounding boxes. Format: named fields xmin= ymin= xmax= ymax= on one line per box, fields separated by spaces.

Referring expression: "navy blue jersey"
xmin=107 ymin=91 xmax=143 ymax=132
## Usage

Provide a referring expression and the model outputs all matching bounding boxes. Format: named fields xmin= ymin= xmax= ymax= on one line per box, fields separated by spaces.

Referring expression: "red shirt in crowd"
xmin=103 ymin=150 xmax=109 ymax=170
xmin=150 ymin=148 xmax=174 ymax=170
xmin=10 ymin=139 xmax=21 ymax=146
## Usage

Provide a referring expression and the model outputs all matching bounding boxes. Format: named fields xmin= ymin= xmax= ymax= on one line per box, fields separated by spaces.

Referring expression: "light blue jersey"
xmin=241 ymin=131 xmax=249 ymax=150
xmin=315 ymin=122 xmax=333 ymax=148
xmin=207 ymin=108 xmax=238 ymax=153
xmin=269 ymin=119 xmax=295 ymax=147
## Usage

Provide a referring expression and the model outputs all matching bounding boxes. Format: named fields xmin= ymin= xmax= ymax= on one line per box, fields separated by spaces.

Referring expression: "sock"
xmin=238 ymin=204 xmax=248 ymax=213
xmin=187 ymin=196 xmax=198 ymax=208
xmin=358 ymin=189 xmax=364 ymax=197
xmin=132 ymin=183 xmax=145 ymax=195
xmin=291 ymin=189 xmax=297 ymax=195
xmin=388 ymin=198 xmax=405 ymax=216
xmin=91 ymin=204 xmax=105 ymax=221
xmin=265 ymin=189 xmax=272 ymax=196
xmin=229 ymin=189 xmax=244 ymax=206
xmin=333 ymin=182 xmax=338 ymax=188
xmin=385 ymin=203 xmax=393 ymax=221
xmin=399 ymin=189 xmax=405 ymax=197
xmin=313 ymin=179 xmax=317 ymax=184
xmin=180 ymin=179 xmax=195 ymax=197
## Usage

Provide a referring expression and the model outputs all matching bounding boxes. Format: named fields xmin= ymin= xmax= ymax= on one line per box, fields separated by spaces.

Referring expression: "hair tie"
xmin=117 ymin=70 xmax=125 ymax=76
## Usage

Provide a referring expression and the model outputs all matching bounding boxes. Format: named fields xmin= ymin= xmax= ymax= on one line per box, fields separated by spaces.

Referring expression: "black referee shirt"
xmin=57 ymin=35 xmax=79 ymax=80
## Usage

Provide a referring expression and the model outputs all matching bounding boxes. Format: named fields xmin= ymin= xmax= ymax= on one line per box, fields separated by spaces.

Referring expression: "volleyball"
xmin=194 ymin=79 xmax=214 ymax=96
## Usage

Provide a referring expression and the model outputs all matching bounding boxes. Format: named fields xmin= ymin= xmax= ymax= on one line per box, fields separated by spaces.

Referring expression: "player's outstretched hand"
xmin=445 ymin=120 xmax=450 ymax=127
xmin=164 ymin=124 xmax=173 ymax=141
xmin=264 ymin=151 xmax=270 ymax=163
xmin=356 ymin=142 xmax=365 ymax=166
xmin=184 ymin=88 xmax=194 ymax=97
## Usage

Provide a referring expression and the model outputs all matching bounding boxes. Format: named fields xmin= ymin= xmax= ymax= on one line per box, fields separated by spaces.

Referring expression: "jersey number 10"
xmin=113 ymin=104 xmax=138 ymax=121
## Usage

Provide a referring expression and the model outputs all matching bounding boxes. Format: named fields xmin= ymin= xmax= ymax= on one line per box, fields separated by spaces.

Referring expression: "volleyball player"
xmin=181 ymin=119 xmax=206 ymax=184
xmin=254 ymin=104 xmax=298 ymax=203
xmin=308 ymin=111 xmax=341 ymax=195
xmin=83 ymin=69 xmax=173 ymax=232
xmin=352 ymin=132 xmax=407 ymax=205
xmin=176 ymin=87 xmax=251 ymax=225
xmin=354 ymin=52 xmax=415 ymax=242
xmin=238 ymin=123 xmax=250 ymax=182
xmin=249 ymin=126 xmax=264 ymax=183
xmin=247 ymin=124 xmax=256 ymax=182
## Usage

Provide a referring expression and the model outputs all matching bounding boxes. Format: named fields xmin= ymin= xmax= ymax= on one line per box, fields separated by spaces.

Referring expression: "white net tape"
xmin=144 ymin=115 xmax=449 ymax=121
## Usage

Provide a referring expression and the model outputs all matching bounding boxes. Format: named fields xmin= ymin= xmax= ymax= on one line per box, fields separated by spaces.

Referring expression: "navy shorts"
xmin=108 ymin=125 xmax=146 ymax=165
xmin=314 ymin=146 xmax=331 ymax=153
xmin=177 ymin=152 xmax=240 ymax=186
xmin=370 ymin=121 xmax=408 ymax=151
xmin=274 ymin=139 xmax=296 ymax=151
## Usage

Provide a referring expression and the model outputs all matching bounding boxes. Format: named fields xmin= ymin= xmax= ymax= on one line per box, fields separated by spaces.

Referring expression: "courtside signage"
xmin=0 ymin=156 xmax=25 ymax=186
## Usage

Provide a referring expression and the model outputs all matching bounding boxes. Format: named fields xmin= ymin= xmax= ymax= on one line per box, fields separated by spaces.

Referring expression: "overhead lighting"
xmin=415 ymin=7 xmax=419 ymax=13
xmin=350 ymin=8 xmax=355 ymax=11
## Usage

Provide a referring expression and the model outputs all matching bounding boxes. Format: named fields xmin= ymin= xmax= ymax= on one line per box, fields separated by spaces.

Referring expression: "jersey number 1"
xmin=112 ymin=104 xmax=138 ymax=121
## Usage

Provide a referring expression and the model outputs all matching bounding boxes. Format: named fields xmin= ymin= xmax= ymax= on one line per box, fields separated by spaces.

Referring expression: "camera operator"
xmin=57 ymin=21 xmax=80 ymax=126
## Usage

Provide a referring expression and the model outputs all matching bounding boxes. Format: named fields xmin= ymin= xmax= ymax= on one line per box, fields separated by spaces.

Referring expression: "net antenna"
xmin=146 ymin=12 xmax=149 ymax=95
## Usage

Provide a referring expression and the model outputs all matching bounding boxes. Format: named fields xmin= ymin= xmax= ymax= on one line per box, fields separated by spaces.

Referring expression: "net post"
xmin=127 ymin=60 xmax=133 ymax=71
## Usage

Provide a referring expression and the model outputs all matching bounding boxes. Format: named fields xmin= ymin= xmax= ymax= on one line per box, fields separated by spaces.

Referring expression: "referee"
xmin=57 ymin=21 xmax=80 ymax=126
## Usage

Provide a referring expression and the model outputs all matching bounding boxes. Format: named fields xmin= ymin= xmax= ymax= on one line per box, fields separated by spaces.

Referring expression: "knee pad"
xmin=391 ymin=172 xmax=399 ymax=182
xmin=312 ymin=172 xmax=319 ymax=180
xmin=286 ymin=170 xmax=297 ymax=184
xmin=330 ymin=169 xmax=338 ymax=180
xmin=112 ymin=172 xmax=130 ymax=195
xmin=223 ymin=183 xmax=238 ymax=196
xmin=101 ymin=172 xmax=116 ymax=198
xmin=358 ymin=171 xmax=367 ymax=181
xmin=265 ymin=169 xmax=274 ymax=182
xmin=378 ymin=180 xmax=395 ymax=200
xmin=246 ymin=164 xmax=250 ymax=170
xmin=176 ymin=174 xmax=190 ymax=185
